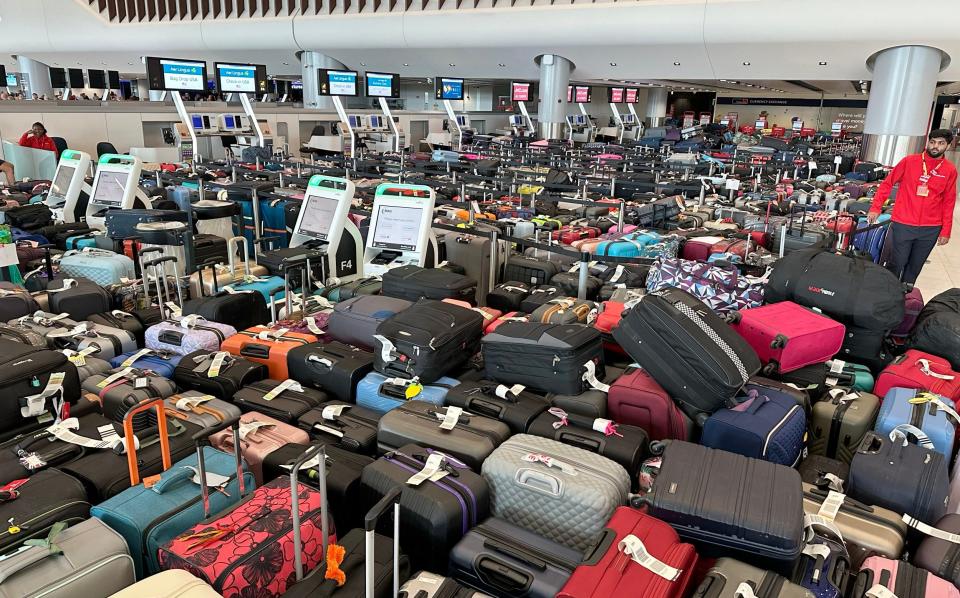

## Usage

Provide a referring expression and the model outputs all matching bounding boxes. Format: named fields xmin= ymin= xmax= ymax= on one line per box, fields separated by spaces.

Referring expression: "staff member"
xmin=18 ymin=122 xmax=57 ymax=154
xmin=868 ymin=128 xmax=957 ymax=285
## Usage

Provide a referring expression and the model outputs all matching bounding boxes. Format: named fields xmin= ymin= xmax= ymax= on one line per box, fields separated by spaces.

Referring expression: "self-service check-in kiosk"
xmin=47 ymin=149 xmax=92 ymax=223
xmin=85 ymin=154 xmax=145 ymax=230
xmin=363 ymin=183 xmax=438 ymax=277
xmin=289 ymin=174 xmax=364 ymax=283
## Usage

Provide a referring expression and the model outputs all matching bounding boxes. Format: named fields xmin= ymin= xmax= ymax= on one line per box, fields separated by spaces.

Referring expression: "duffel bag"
xmin=646 ymin=257 xmax=766 ymax=315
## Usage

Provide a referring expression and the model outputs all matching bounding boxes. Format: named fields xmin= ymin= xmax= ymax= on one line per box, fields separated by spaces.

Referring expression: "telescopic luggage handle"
xmin=364 ymin=486 xmax=402 ymax=598
xmin=291 ymin=443 xmax=329 ymax=584
xmin=191 ymin=415 xmax=247 ymax=518
xmin=123 ymin=398 xmax=172 ymax=486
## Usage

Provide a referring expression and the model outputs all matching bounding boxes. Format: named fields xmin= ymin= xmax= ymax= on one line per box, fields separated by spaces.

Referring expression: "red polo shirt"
xmin=870 ymin=152 xmax=957 ymax=239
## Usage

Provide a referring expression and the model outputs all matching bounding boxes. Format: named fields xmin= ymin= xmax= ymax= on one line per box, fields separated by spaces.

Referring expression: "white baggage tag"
xmin=21 ymin=372 xmax=65 ymax=418
xmin=165 ymin=302 xmax=182 ymax=317
xmin=258 ymin=328 xmax=289 ymax=340
xmin=179 ymin=314 xmax=201 ymax=329
xmin=176 ymin=395 xmax=215 ymax=411
xmin=373 ymin=335 xmax=397 ymax=362
xmin=828 ymin=360 xmax=845 ymax=374
xmin=312 ymin=423 xmax=344 ymax=438
xmin=304 ymin=317 xmax=324 ymax=335
xmin=98 ymin=424 xmax=121 ymax=444
xmin=47 ymin=418 xmax=115 ymax=449
xmin=495 ymin=384 xmax=525 ymax=400
xmin=866 ymin=585 xmax=898 ymax=598
xmin=582 ymin=361 xmax=611 ymax=393
xmin=322 ymin=405 xmax=349 ymax=420
xmin=64 ymin=347 xmax=97 ymax=367
xmin=804 ymin=513 xmax=845 ymax=544
xmin=903 ymin=514 xmax=960 ymax=544
xmin=617 ymin=534 xmax=682 ymax=581
xmin=121 ymin=348 xmax=153 ymax=368
xmin=725 ymin=179 xmax=740 ymax=191
xmin=208 ymin=352 xmax=229 ymax=378
xmin=262 ymin=379 xmax=303 ymax=401
xmin=735 ymin=583 xmax=758 ymax=598
xmin=817 ymin=490 xmax=846 ymax=521
xmin=18 ymin=452 xmax=46 ymax=471
xmin=917 ymin=359 xmax=955 ymax=380
xmin=808 ymin=161 xmax=818 ymax=172
xmin=436 ymin=406 xmax=463 ymax=431
xmin=802 ymin=543 xmax=831 ymax=581
xmin=834 ymin=156 xmax=843 ymax=165
xmin=97 ymin=367 xmax=133 ymax=389
xmin=609 ymin=265 xmax=627 ymax=283
xmin=522 ymin=453 xmax=578 ymax=475
xmin=184 ymin=466 xmax=231 ymax=490
xmin=821 ymin=474 xmax=844 ymax=493
xmin=238 ymin=421 xmax=275 ymax=440
xmin=406 ymin=453 xmax=450 ymax=486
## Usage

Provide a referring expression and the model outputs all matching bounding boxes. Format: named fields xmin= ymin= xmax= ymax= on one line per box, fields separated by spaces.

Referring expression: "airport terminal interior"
xmin=0 ymin=1 xmax=960 ymax=596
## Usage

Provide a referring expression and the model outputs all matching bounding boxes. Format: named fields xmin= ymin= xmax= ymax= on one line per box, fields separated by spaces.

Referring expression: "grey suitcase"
xmin=377 ymin=400 xmax=511 ymax=471
xmin=400 ymin=572 xmax=492 ymax=597
xmin=693 ymin=558 xmax=814 ymax=598
xmin=0 ymin=518 xmax=135 ymax=598
xmin=481 ymin=434 xmax=630 ymax=552
xmin=81 ymin=369 xmax=178 ymax=424
xmin=326 ymin=295 xmax=412 ymax=352
xmin=60 ymin=349 xmax=113 ymax=379
xmin=443 ymin=232 xmax=507 ymax=306
xmin=0 ymin=323 xmax=46 ymax=347
xmin=163 ymin=391 xmax=243 ymax=429
xmin=48 ymin=321 xmax=138 ymax=362
xmin=7 ymin=311 xmax=78 ymax=347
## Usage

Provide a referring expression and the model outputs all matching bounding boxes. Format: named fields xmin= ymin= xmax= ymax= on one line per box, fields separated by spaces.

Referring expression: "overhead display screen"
xmin=68 ymin=69 xmax=84 ymax=89
xmin=365 ymin=72 xmax=400 ymax=98
xmin=608 ymin=87 xmax=625 ymax=103
xmin=108 ymin=70 xmax=120 ymax=89
xmin=625 ymin=88 xmax=638 ymax=104
xmin=567 ymin=86 xmax=573 ymax=103
xmin=146 ymin=57 xmax=208 ymax=91
xmin=574 ymin=86 xmax=592 ymax=103
xmin=318 ymin=69 xmax=359 ymax=96
xmin=435 ymin=77 xmax=464 ymax=101
xmin=511 ymin=82 xmax=531 ymax=102
xmin=49 ymin=68 xmax=67 ymax=88
xmin=215 ymin=62 xmax=268 ymax=94
xmin=88 ymin=70 xmax=107 ymax=89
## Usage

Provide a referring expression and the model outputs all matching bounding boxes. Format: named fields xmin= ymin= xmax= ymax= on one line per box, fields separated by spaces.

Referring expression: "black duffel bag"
xmin=910 ymin=289 xmax=960 ymax=370
xmin=764 ymin=248 xmax=905 ymax=331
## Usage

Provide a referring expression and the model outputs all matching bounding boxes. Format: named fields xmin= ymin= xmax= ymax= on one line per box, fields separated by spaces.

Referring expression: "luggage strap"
xmin=582 ymin=361 xmax=610 ymax=393
xmin=889 ymin=424 xmax=935 ymax=450
xmin=902 ymin=514 xmax=960 ymax=544
xmin=917 ymin=358 xmax=956 ymax=381
xmin=907 ymin=392 xmax=960 ymax=427
xmin=617 ymin=534 xmax=681 ymax=581
xmin=546 ymin=407 xmax=622 ymax=437
xmin=46 ymin=279 xmax=78 ymax=293
xmin=261 ymin=379 xmax=304 ymax=401
xmin=192 ymin=351 xmax=234 ymax=377
xmin=0 ymin=521 xmax=68 ymax=582
xmin=238 ymin=420 xmax=276 ymax=441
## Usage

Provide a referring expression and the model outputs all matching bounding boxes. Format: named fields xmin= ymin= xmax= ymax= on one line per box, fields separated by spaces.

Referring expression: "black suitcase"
xmin=4 ymin=204 xmax=53 ymax=231
xmin=443 ymin=380 xmax=549 ymax=434
xmin=519 ymin=285 xmax=565 ymax=314
xmin=298 ymin=401 xmax=381 ymax=455
xmin=286 ymin=341 xmax=374 ymax=404
xmin=613 ymin=288 xmax=761 ymax=421
xmin=838 ymin=326 xmax=894 ymax=373
xmin=0 ymin=283 xmax=40 ymax=321
xmin=381 ymin=265 xmax=477 ymax=304
xmin=87 ymin=310 xmax=146 ymax=348
xmin=0 ymin=468 xmax=90 ymax=555
xmin=256 ymin=247 xmax=325 ymax=290
xmin=47 ymin=277 xmax=112 ymax=320
xmin=373 ymin=299 xmax=483 ymax=383
xmin=181 ymin=263 xmax=271 ymax=330
xmin=37 ymin=223 xmax=94 ymax=250
xmin=641 ymin=440 xmax=804 ymax=568
xmin=482 ymin=322 xmax=605 ymax=396
xmin=549 ymin=272 xmax=602 ymax=301
xmin=104 ymin=209 xmax=188 ymax=240
xmin=192 ymin=233 xmax=228 ymax=270
xmin=173 ymin=350 xmax=268 ymax=399
xmin=232 ymin=379 xmax=327 ymax=424
xmin=0 ymin=339 xmax=80 ymax=442
xmin=486 ymin=282 xmax=531 ymax=313
xmin=503 ymin=256 xmax=560 ymax=287
xmin=319 ymin=277 xmax=384 ymax=302
xmin=360 ymin=444 xmax=490 ymax=572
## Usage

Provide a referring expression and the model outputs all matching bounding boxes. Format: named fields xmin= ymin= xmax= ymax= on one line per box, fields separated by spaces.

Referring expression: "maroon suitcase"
xmin=606 ymin=366 xmax=693 ymax=441
xmin=680 ymin=236 xmax=726 ymax=262
xmin=891 ymin=287 xmax=924 ymax=339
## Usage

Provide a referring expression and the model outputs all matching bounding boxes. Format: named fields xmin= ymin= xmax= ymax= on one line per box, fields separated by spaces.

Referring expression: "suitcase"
xmin=681 ymin=235 xmax=728 ymax=262
xmin=377 ymin=401 xmax=511 ymax=471
xmin=641 ymin=441 xmax=804 ymax=566
xmin=163 ymin=390 xmax=242 ymax=428
xmin=145 ymin=315 xmax=237 ymax=356
xmin=221 ymin=325 xmax=318 ymax=381
xmin=449 ymin=517 xmax=581 ymax=598
xmin=531 ymin=298 xmax=595 ymax=324
xmin=613 ymin=288 xmax=761 ymax=421
xmin=360 ymin=443 xmax=490 ymax=572
xmin=444 ymin=380 xmax=550 ymax=434
xmin=373 ymin=299 xmax=483 ymax=383
xmin=549 ymin=272 xmax=602 ymax=302
xmin=63 ymin=349 xmax=113 ymax=379
xmin=49 ymin=320 xmax=138 ymax=362
xmin=743 ymin=375 xmax=812 ymax=413
xmin=481 ymin=434 xmax=630 ymax=552
xmin=444 ymin=231 xmax=506 ymax=305
xmin=701 ymin=391 xmax=806 ymax=466
xmin=106 ymin=570 xmax=220 ymax=597
xmin=286 ymin=341 xmax=374 ymax=403
xmin=0 ymin=517 xmax=135 ymax=598
xmin=607 ymin=366 xmax=693 ymax=441
xmin=848 ymin=430 xmax=950 ymax=524
xmin=874 ymin=388 xmax=957 ymax=460
xmin=693 ymin=558 xmax=814 ymax=598
xmin=297 ymin=401 xmax=381 ymax=455
xmin=912 ymin=513 xmax=960 ymax=589
xmin=172 ymin=350 xmax=268 ymax=399
xmin=0 ymin=283 xmax=40 ymax=321
xmin=0 ymin=339 xmax=81 ymax=441
xmin=187 ymin=236 xmax=272 ymax=298
xmin=791 ymin=526 xmax=850 ymax=598
xmin=826 ymin=359 xmax=876 ymax=392
xmin=520 ymin=285 xmax=565 ymax=313
xmin=109 ymin=348 xmax=182 ymax=379
xmin=0 ymin=468 xmax=91 ymax=556
xmin=486 ymin=282 xmax=531 ymax=313
xmin=544 ymin=366 xmax=624 ymax=419
xmin=731 ymin=302 xmax=846 ymax=374
xmin=88 ymin=310 xmax=147 ymax=348
xmin=325 ymin=295 xmax=412 ymax=352
xmin=556 ymin=507 xmax=698 ymax=598
xmin=874 ymin=350 xmax=960 ymax=400
xmin=209 ymin=410 xmax=309 ymax=485
xmin=798 ymin=454 xmax=849 ymax=487
xmin=850 ymin=556 xmax=958 ymax=598
xmin=482 ymin=322 xmax=605 ymax=396
xmin=318 ymin=277 xmax=384 ymax=303
xmin=0 ymin=323 xmax=46 ymax=347
xmin=892 ymin=286 xmax=924 ymax=339
xmin=381 ymin=265 xmax=477 ymax=304
xmin=47 ymin=277 xmax=112 ymax=320
xmin=810 ymin=388 xmax=881 ymax=464
xmin=59 ymin=248 xmax=136 ymax=286
xmin=504 ymin=256 xmax=561 ymax=287
xmin=400 ymin=572 xmax=491 ymax=598
xmin=232 ymin=378 xmax=327 ymax=424
xmin=357 ymin=371 xmax=460 ymax=416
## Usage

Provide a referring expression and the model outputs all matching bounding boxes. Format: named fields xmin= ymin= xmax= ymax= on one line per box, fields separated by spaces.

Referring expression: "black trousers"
xmin=887 ymin=221 xmax=941 ymax=284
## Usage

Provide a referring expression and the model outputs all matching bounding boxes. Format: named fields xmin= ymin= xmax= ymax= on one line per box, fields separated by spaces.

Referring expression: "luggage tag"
xmin=176 ymin=394 xmax=215 ymax=411
xmin=0 ymin=479 xmax=30 ymax=506
xmin=97 ymin=367 xmax=133 ymax=389
xmin=238 ymin=421 xmax=275 ymax=441
xmin=304 ymin=317 xmax=325 ymax=336
xmin=522 ymin=453 xmax=578 ymax=475
xmin=21 ymin=372 xmax=64 ymax=418
xmin=435 ymin=406 xmax=463 ymax=431
xmin=617 ymin=534 xmax=682 ymax=581
xmin=865 ymin=585 xmax=898 ymax=598
xmin=121 ymin=348 xmax=154 ymax=368
xmin=909 ymin=392 xmax=960 ymax=426
xmin=207 ymin=352 xmax=230 ymax=378
xmin=183 ymin=466 xmax=231 ymax=493
xmin=17 ymin=449 xmax=46 ymax=472
xmin=63 ymin=347 xmax=98 ymax=367
xmin=165 ymin=302 xmax=182 ymax=317
xmin=734 ymin=583 xmax=759 ymax=598
xmin=310 ymin=405 xmax=350 ymax=437
xmin=258 ymin=328 xmax=289 ymax=340
xmin=261 ymin=379 xmax=303 ymax=401
xmin=373 ymin=335 xmax=398 ymax=363
xmin=902 ymin=514 xmax=960 ymax=545
xmin=582 ymin=361 xmax=611 ymax=393
xmin=47 ymin=418 xmax=117 ymax=450
xmin=179 ymin=315 xmax=203 ymax=329
xmin=494 ymin=384 xmax=526 ymax=401
xmin=917 ymin=358 xmax=955 ymax=381
xmin=801 ymin=542 xmax=833 ymax=583
xmin=405 ymin=453 xmax=450 ymax=486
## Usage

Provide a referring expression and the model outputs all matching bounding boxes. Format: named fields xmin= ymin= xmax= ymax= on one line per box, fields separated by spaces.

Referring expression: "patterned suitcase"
xmin=645 ymin=258 xmax=765 ymax=315
xmin=58 ymin=248 xmax=136 ymax=286
xmin=145 ymin=315 xmax=237 ymax=356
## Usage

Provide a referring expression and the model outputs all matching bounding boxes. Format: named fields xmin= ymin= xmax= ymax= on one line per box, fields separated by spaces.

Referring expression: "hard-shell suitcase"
xmin=693 ymin=558 xmax=814 ymax=598
xmin=357 ymin=371 xmax=460 ymax=416
xmin=810 ymin=388 xmax=881 ymax=464
xmin=0 ymin=518 xmax=135 ymax=598
xmin=791 ymin=525 xmax=850 ymax=598
xmin=826 ymin=359 xmax=876 ymax=392
xmin=486 ymin=282 xmax=531 ymax=312
xmin=400 ymin=572 xmax=491 ymax=598
xmin=701 ymin=391 xmax=807 ymax=466
xmin=449 ymin=517 xmax=581 ymax=598
xmin=49 ymin=320 xmax=138 ymax=362
xmin=163 ymin=390 xmax=242 ymax=428
xmin=59 ymin=248 xmax=136 ymax=286
xmin=325 ymin=295 xmax=412 ymax=351
xmin=607 ymin=366 xmax=693 ymax=441
xmin=146 ymin=315 xmax=237 ymax=356
xmin=106 ymin=570 xmax=221 ymax=597
xmin=732 ymin=301 xmax=846 ymax=374
xmin=504 ymin=256 xmax=561 ymax=287
xmin=531 ymin=297 xmax=595 ymax=324
xmin=109 ymin=348 xmax=182 ymax=379
xmin=613 ymin=288 xmax=761 ymax=421
xmin=850 ymin=556 xmax=959 ymax=598
xmin=382 ymin=265 xmax=477 ymax=304
xmin=286 ymin=341 xmax=374 ymax=403
xmin=377 ymin=401 xmax=510 ymax=471
xmin=874 ymin=389 xmax=957 ymax=460
xmin=233 ymin=378 xmax=327 ymax=424
xmin=297 ymin=401 xmax=381 ymax=455
xmin=444 ymin=380 xmax=550 ymax=434
xmin=481 ymin=434 xmax=630 ymax=552
xmin=47 ymin=277 xmax=112 ymax=320
xmin=556 ymin=507 xmax=698 ymax=598
xmin=545 ymin=365 xmax=624 ymax=419
xmin=221 ymin=325 xmax=318 ymax=381
xmin=444 ymin=231 xmax=506 ymax=305
xmin=642 ymin=441 xmax=804 ymax=566
xmin=360 ymin=444 xmax=490 ymax=572
xmin=874 ymin=350 xmax=960 ymax=400
xmin=88 ymin=310 xmax=147 ymax=348
xmin=210 ymin=410 xmax=310 ymax=485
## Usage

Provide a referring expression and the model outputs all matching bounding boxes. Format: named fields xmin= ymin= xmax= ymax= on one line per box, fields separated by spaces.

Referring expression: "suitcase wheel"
xmin=726 ymin=311 xmax=742 ymax=325
xmin=761 ymin=362 xmax=780 ymax=377
xmin=649 ymin=440 xmax=667 ymax=456
xmin=770 ymin=334 xmax=788 ymax=349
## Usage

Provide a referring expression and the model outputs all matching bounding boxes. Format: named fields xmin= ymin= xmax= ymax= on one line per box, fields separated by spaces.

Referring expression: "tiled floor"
xmin=913 ymin=151 xmax=960 ymax=297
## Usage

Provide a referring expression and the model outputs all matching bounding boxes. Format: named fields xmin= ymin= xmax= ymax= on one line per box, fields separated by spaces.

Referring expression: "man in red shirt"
xmin=868 ymin=128 xmax=957 ymax=285
xmin=18 ymin=122 xmax=57 ymax=155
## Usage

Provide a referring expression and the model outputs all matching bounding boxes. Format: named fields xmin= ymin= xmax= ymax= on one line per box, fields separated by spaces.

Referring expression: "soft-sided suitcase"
xmin=0 ymin=283 xmax=40 ymax=321
xmin=0 ymin=468 xmax=91 ymax=555
xmin=450 ymin=517 xmax=581 ymax=598
xmin=297 ymin=401 xmax=381 ymax=455
xmin=47 ymin=277 xmax=112 ymax=320
xmin=221 ymin=325 xmax=318 ymax=381
xmin=701 ymin=391 xmax=806 ymax=466
xmin=810 ymin=388 xmax=881 ymax=464
xmin=88 ymin=310 xmax=147 ymax=348
xmin=381 ymin=265 xmax=477 ymax=304
xmin=874 ymin=388 xmax=957 ymax=460
xmin=286 ymin=341 xmax=374 ymax=403
xmin=487 ymin=282 xmax=531 ymax=313
xmin=546 ymin=369 xmax=623 ymax=419
xmin=520 ymin=285 xmax=564 ymax=313
xmin=444 ymin=380 xmax=550 ymax=434
xmin=531 ymin=297 xmax=595 ymax=324
xmin=874 ymin=350 xmax=960 ymax=400
xmin=693 ymin=558 xmax=814 ymax=598
xmin=109 ymin=348 xmax=182 ymax=379
xmin=503 ymin=256 xmax=561 ymax=287
xmin=145 ymin=315 xmax=237 ymax=356
xmin=209 ymin=410 xmax=309 ymax=485
xmin=325 ymin=295 xmax=412 ymax=351
xmin=357 ymin=371 xmax=460 ymax=416
xmin=172 ymin=350 xmax=268 ymax=399
xmin=232 ymin=378 xmax=327 ymax=424
xmin=106 ymin=570 xmax=220 ymax=597
xmin=400 ymin=572 xmax=490 ymax=598
xmin=613 ymin=288 xmax=761 ymax=421
xmin=641 ymin=440 xmax=804 ymax=566
xmin=912 ymin=513 xmax=960 ymax=589
xmin=59 ymin=248 xmax=135 ymax=286
xmin=481 ymin=434 xmax=630 ymax=552
xmin=557 ymin=507 xmax=697 ymax=598
xmin=607 ymin=366 xmax=693 ymax=441
xmin=892 ymin=286 xmax=924 ymax=339
xmin=850 ymin=556 xmax=958 ymax=598
xmin=732 ymin=301 xmax=846 ymax=374
xmin=0 ymin=339 xmax=81 ymax=440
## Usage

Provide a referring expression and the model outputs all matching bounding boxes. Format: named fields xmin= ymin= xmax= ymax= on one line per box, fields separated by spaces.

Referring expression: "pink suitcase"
xmin=874 ymin=349 xmax=960 ymax=400
xmin=209 ymin=411 xmax=309 ymax=485
xmin=607 ymin=366 xmax=693 ymax=441
xmin=731 ymin=301 xmax=845 ymax=374
xmin=680 ymin=236 xmax=727 ymax=262
xmin=891 ymin=287 xmax=924 ymax=339
xmin=853 ymin=556 xmax=959 ymax=598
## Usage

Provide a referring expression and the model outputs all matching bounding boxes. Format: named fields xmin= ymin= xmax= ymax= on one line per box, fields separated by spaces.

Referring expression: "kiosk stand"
xmin=290 ymin=174 xmax=364 ymax=283
xmin=379 ymin=97 xmax=405 ymax=153
xmin=625 ymin=103 xmax=644 ymax=140
xmin=47 ymin=150 xmax=91 ymax=223
xmin=363 ymin=183 xmax=438 ymax=277
xmin=516 ymin=101 xmax=536 ymax=137
xmin=331 ymin=97 xmax=357 ymax=159
xmin=443 ymin=100 xmax=466 ymax=151
xmin=84 ymin=154 xmax=146 ymax=230
xmin=610 ymin=102 xmax=627 ymax=144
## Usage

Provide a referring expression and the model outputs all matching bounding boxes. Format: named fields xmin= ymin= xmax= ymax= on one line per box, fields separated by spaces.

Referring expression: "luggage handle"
xmin=193 ymin=415 xmax=247 ymax=518
xmin=364 ymin=486 xmax=402 ymax=598
xmin=475 ymin=556 xmax=534 ymax=592
xmin=227 ymin=235 xmax=253 ymax=277
xmin=516 ymin=469 xmax=561 ymax=496
xmin=0 ymin=522 xmax=73 ymax=584
xmin=123 ymin=398 xmax=172 ymax=486
xmin=290 ymin=443 xmax=330 ymax=584
xmin=557 ymin=431 xmax=602 ymax=452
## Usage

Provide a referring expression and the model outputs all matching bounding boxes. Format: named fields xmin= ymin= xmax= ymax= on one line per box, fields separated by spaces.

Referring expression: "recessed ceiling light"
xmin=403 ymin=63 xmax=409 ymax=66
xmin=742 ymin=61 xmax=751 ymax=66
xmin=610 ymin=62 xmax=617 ymax=66
xmin=282 ymin=62 xmax=289 ymax=66
xmin=498 ymin=63 xmax=506 ymax=67
xmin=673 ymin=61 xmax=681 ymax=66
xmin=719 ymin=79 xmax=727 ymax=82
xmin=819 ymin=61 xmax=828 ymax=66
xmin=449 ymin=63 xmax=455 ymax=67
xmin=361 ymin=62 xmax=366 ymax=66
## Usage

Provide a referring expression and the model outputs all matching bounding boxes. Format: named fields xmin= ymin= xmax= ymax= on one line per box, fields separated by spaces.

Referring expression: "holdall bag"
xmin=373 ymin=299 xmax=483 ymax=383
xmin=0 ymin=339 xmax=80 ymax=441
xmin=0 ymin=283 xmax=40 ymax=321
xmin=449 ymin=516 xmax=581 ymax=598
xmin=298 ymin=401 xmax=381 ymax=455
xmin=874 ymin=389 xmax=958 ymax=460
xmin=146 ymin=315 xmax=237 ymax=356
xmin=486 ymin=282 xmax=531 ymax=312
xmin=693 ymin=558 xmax=814 ymax=598
xmin=640 ymin=441 xmax=804 ymax=565
xmin=481 ymin=434 xmax=631 ymax=552
xmin=646 ymin=257 xmax=766 ymax=315
xmin=531 ymin=297 xmax=596 ymax=324
xmin=731 ymin=301 xmax=846 ymax=374
xmin=875 ymin=350 xmax=960 ymax=400
xmin=232 ymin=378 xmax=327 ymax=424
xmin=381 ymin=265 xmax=477 ymax=304
xmin=106 ymin=570 xmax=221 ymax=597
xmin=911 ymin=290 xmax=960 ymax=369
xmin=613 ymin=288 xmax=762 ymax=421
xmin=848 ymin=428 xmax=950 ymax=525
xmin=325 ymin=295 xmax=412 ymax=351
xmin=701 ymin=390 xmax=807 ymax=466
xmin=850 ymin=556 xmax=959 ymax=598
xmin=357 ymin=371 xmax=460 ymax=416
xmin=810 ymin=388 xmax=881 ymax=465
xmin=163 ymin=390 xmax=242 ymax=429
xmin=221 ymin=325 xmax=318 ymax=381
xmin=47 ymin=277 xmax=113 ymax=320
xmin=556 ymin=507 xmax=697 ymax=598
xmin=0 ymin=517 xmax=135 ymax=598
xmin=444 ymin=380 xmax=550 ymax=434
xmin=504 ymin=256 xmax=561 ymax=287
xmin=607 ymin=366 xmax=693 ymax=442
xmin=59 ymin=248 xmax=135 ymax=286
xmin=109 ymin=348 xmax=182 ymax=379
xmin=172 ymin=350 xmax=268 ymax=399
xmin=838 ymin=326 xmax=895 ymax=374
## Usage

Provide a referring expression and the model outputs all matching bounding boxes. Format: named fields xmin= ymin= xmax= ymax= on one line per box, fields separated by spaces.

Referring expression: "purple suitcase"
xmin=891 ymin=287 xmax=924 ymax=339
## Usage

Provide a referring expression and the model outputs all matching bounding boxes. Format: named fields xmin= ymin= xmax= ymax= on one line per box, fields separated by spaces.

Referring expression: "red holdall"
xmin=731 ymin=301 xmax=846 ymax=374
xmin=557 ymin=507 xmax=698 ymax=598
xmin=607 ymin=366 xmax=693 ymax=441
xmin=680 ymin=236 xmax=727 ymax=262
xmin=484 ymin=311 xmax=528 ymax=334
xmin=594 ymin=301 xmax=626 ymax=354
xmin=874 ymin=349 xmax=960 ymax=400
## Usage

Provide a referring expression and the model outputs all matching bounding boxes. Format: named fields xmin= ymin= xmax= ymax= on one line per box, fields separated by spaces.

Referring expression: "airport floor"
xmin=914 ymin=151 xmax=960 ymax=297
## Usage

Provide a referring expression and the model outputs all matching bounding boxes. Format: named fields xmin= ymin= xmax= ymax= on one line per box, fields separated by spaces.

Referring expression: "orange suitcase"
xmin=220 ymin=325 xmax=318 ymax=380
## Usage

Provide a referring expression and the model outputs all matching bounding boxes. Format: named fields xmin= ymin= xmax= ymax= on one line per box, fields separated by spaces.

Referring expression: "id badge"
xmin=917 ymin=184 xmax=930 ymax=197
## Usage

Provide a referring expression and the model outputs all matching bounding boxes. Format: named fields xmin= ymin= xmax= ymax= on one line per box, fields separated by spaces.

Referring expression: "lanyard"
xmin=921 ymin=154 xmax=942 ymax=181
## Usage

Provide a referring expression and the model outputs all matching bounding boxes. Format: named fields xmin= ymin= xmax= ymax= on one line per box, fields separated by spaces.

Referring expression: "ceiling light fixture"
xmin=403 ymin=63 xmax=409 ymax=66
xmin=498 ymin=63 xmax=506 ymax=67
xmin=742 ymin=61 xmax=751 ymax=66
xmin=673 ymin=61 xmax=681 ymax=66
xmin=610 ymin=62 xmax=617 ymax=66
xmin=819 ymin=61 xmax=828 ymax=66
xmin=361 ymin=62 xmax=366 ymax=66
xmin=282 ymin=62 xmax=289 ymax=66
xmin=449 ymin=63 xmax=455 ymax=67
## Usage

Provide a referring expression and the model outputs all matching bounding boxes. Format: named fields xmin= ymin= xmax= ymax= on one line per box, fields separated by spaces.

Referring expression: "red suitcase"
xmin=594 ymin=301 xmax=626 ymax=354
xmin=607 ymin=366 xmax=692 ymax=441
xmin=553 ymin=225 xmax=602 ymax=245
xmin=874 ymin=349 xmax=960 ymax=400
xmin=680 ymin=236 xmax=727 ymax=262
xmin=557 ymin=507 xmax=698 ymax=598
xmin=731 ymin=301 xmax=846 ymax=374
xmin=484 ymin=311 xmax=528 ymax=334
xmin=708 ymin=238 xmax=750 ymax=259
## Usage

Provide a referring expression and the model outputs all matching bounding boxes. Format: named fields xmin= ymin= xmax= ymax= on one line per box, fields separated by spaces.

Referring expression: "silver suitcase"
xmin=0 ymin=518 xmax=135 ymax=598
xmin=49 ymin=321 xmax=137 ymax=362
xmin=693 ymin=558 xmax=814 ymax=598
xmin=7 ymin=312 xmax=78 ymax=347
xmin=481 ymin=434 xmax=630 ymax=552
xmin=399 ymin=572 xmax=492 ymax=598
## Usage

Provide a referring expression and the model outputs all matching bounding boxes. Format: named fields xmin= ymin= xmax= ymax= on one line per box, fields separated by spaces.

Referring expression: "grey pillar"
xmin=646 ymin=88 xmax=669 ymax=127
xmin=299 ymin=51 xmax=347 ymax=110
xmin=536 ymin=54 xmax=572 ymax=140
xmin=135 ymin=78 xmax=149 ymax=101
xmin=16 ymin=56 xmax=52 ymax=98
xmin=863 ymin=45 xmax=948 ymax=166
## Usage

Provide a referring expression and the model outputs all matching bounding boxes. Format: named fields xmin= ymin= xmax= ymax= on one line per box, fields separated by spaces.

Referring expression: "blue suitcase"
xmin=64 ymin=233 xmax=99 ymax=250
xmin=595 ymin=231 xmax=663 ymax=258
xmin=110 ymin=349 xmax=183 ymax=379
xmin=223 ymin=275 xmax=285 ymax=305
xmin=432 ymin=149 xmax=461 ymax=163
xmin=701 ymin=391 xmax=807 ymax=466
xmin=356 ymin=371 xmax=459 ymax=415
xmin=11 ymin=228 xmax=49 ymax=244
xmin=853 ymin=214 xmax=890 ymax=263
xmin=874 ymin=388 xmax=957 ymax=460
xmin=59 ymin=248 xmax=135 ymax=286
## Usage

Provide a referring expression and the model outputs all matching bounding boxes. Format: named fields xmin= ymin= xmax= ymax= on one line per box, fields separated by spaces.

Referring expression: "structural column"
xmin=147 ymin=90 xmax=166 ymax=102
xmin=536 ymin=54 xmax=572 ymax=140
xmin=863 ymin=45 xmax=948 ymax=166
xmin=646 ymin=87 xmax=669 ymax=127
xmin=299 ymin=51 xmax=347 ymax=110
xmin=134 ymin=78 xmax=149 ymax=101
xmin=15 ymin=56 xmax=52 ymax=98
